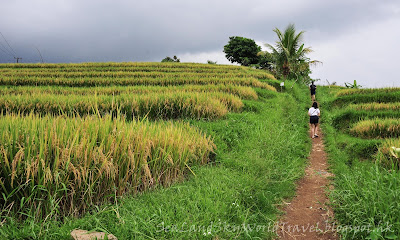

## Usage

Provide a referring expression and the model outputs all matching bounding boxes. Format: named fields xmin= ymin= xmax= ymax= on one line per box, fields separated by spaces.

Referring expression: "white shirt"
xmin=308 ymin=107 xmax=320 ymax=116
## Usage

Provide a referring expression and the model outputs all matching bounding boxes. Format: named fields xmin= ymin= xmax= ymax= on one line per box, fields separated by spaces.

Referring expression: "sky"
xmin=0 ymin=0 xmax=399 ymax=88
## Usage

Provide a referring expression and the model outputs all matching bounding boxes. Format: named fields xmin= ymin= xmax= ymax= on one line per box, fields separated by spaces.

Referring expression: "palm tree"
xmin=266 ymin=24 xmax=315 ymax=79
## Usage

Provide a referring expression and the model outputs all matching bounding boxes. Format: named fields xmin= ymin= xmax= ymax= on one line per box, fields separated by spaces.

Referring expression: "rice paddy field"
xmin=0 ymin=62 xmax=312 ymax=239
xmin=320 ymin=86 xmax=400 ymax=239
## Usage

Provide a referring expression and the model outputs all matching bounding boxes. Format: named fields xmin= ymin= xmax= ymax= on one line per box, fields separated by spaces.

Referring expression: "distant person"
xmin=309 ymin=81 xmax=317 ymax=101
xmin=308 ymin=101 xmax=320 ymax=139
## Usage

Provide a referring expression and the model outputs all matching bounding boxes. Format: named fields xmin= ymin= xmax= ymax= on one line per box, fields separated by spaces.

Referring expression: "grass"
xmin=319 ymin=86 xmax=400 ymax=239
xmin=332 ymin=90 xmax=400 ymax=107
xmin=331 ymin=109 xmax=400 ymax=131
xmin=0 ymin=83 xmax=310 ymax=239
xmin=377 ymin=138 xmax=400 ymax=168
xmin=335 ymin=87 xmax=400 ymax=97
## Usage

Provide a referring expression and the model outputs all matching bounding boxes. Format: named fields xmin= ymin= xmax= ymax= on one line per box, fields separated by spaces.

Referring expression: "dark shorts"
xmin=310 ymin=116 xmax=319 ymax=124
xmin=310 ymin=91 xmax=316 ymax=95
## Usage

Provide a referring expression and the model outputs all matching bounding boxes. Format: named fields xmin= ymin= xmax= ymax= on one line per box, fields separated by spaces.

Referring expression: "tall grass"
xmin=0 ymin=113 xmax=215 ymax=219
xmin=319 ymin=86 xmax=400 ymax=239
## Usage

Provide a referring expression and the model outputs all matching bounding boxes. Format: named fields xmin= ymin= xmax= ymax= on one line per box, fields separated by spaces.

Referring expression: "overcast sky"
xmin=1 ymin=0 xmax=399 ymax=87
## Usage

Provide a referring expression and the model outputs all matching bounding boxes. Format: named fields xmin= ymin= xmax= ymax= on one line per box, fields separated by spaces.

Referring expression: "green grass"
xmin=319 ymin=87 xmax=400 ymax=240
xmin=0 ymin=84 xmax=310 ymax=239
xmin=332 ymin=109 xmax=400 ymax=130
xmin=332 ymin=90 xmax=400 ymax=107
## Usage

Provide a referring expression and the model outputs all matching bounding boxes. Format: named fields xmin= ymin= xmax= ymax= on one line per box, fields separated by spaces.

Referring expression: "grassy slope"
xmin=319 ymin=87 xmax=400 ymax=240
xmin=1 ymin=84 xmax=310 ymax=239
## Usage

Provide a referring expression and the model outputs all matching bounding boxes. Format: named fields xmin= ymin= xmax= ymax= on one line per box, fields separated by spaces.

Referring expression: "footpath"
xmin=277 ymin=131 xmax=338 ymax=240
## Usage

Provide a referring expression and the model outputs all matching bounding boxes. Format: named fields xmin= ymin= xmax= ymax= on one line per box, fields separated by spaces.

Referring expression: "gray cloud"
xmin=0 ymin=0 xmax=399 ymax=87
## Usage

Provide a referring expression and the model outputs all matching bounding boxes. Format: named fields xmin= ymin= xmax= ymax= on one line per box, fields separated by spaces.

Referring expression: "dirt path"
xmin=277 ymin=131 xmax=338 ymax=240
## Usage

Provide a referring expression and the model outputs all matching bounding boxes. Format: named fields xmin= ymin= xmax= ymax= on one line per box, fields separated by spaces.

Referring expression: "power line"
xmin=0 ymin=32 xmax=17 ymax=56
xmin=34 ymin=46 xmax=44 ymax=63
xmin=0 ymin=44 xmax=12 ymax=56
xmin=0 ymin=40 xmax=15 ymax=57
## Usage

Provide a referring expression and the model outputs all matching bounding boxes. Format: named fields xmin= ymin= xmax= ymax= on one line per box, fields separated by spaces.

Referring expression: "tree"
xmin=161 ymin=55 xmax=180 ymax=62
xmin=256 ymin=51 xmax=274 ymax=71
xmin=265 ymin=24 xmax=317 ymax=79
xmin=223 ymin=36 xmax=261 ymax=66
xmin=345 ymin=80 xmax=362 ymax=89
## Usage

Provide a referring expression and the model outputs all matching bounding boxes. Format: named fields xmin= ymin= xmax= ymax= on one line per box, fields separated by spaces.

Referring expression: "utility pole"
xmin=14 ymin=57 xmax=22 ymax=63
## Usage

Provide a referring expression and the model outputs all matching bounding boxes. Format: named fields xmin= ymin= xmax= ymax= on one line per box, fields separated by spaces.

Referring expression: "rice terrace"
xmin=1 ymin=3 xmax=400 ymax=238
xmin=0 ymin=60 xmax=398 ymax=239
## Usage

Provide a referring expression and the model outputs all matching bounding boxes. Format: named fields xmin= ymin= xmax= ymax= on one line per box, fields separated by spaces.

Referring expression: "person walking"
xmin=309 ymin=81 xmax=317 ymax=101
xmin=308 ymin=101 xmax=320 ymax=139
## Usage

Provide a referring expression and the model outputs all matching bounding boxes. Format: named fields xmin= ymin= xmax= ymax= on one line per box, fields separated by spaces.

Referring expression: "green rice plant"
xmin=0 ymin=84 xmax=258 ymax=100
xmin=0 ymin=113 xmax=215 ymax=219
xmin=350 ymin=118 xmax=400 ymax=139
xmin=335 ymin=87 xmax=400 ymax=97
xmin=332 ymin=90 xmax=400 ymax=107
xmin=335 ymin=135 xmax=381 ymax=160
xmin=0 ymin=92 xmax=240 ymax=120
xmin=332 ymin=109 xmax=400 ymax=130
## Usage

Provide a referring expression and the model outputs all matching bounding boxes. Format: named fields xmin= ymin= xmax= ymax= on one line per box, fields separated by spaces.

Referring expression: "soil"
xmin=277 ymin=131 xmax=338 ymax=240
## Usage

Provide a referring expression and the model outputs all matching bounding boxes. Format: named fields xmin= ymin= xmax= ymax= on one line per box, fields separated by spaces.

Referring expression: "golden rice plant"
xmin=0 ymin=62 xmax=277 ymax=91
xmin=347 ymin=102 xmax=400 ymax=111
xmin=350 ymin=118 xmax=400 ymax=138
xmin=0 ymin=62 xmax=276 ymax=80
xmin=0 ymin=62 xmax=251 ymax=72
xmin=0 ymin=84 xmax=258 ymax=100
xmin=0 ymin=113 xmax=215 ymax=219
xmin=0 ymin=75 xmax=275 ymax=90
xmin=0 ymin=70 xmax=274 ymax=81
xmin=0 ymin=92 xmax=239 ymax=120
